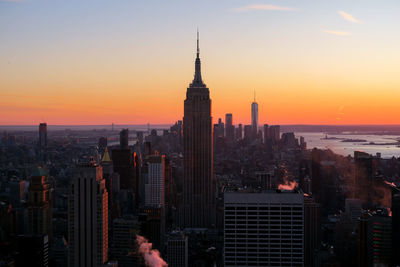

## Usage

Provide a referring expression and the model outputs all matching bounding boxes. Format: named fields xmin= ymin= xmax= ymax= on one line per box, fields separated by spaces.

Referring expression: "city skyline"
xmin=1 ymin=2 xmax=400 ymax=267
xmin=1 ymin=0 xmax=400 ymax=125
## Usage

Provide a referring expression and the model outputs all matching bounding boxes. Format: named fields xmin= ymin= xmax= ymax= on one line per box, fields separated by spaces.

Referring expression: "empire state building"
xmin=182 ymin=32 xmax=215 ymax=228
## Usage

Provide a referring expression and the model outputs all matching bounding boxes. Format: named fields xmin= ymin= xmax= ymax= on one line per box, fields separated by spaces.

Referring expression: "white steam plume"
xmin=136 ymin=235 xmax=168 ymax=267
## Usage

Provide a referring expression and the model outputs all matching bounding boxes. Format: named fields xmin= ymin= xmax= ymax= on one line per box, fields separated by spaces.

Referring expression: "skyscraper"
xmin=269 ymin=125 xmax=281 ymax=144
xmin=392 ymin=187 xmax=400 ymax=266
xmin=27 ymin=167 xmax=52 ymax=240
xmin=225 ymin=113 xmax=235 ymax=144
xmin=354 ymin=151 xmax=376 ymax=207
xmin=120 ymin=129 xmax=129 ymax=150
xmin=358 ymin=210 xmax=392 ymax=267
xmin=236 ymin=124 xmax=243 ymax=140
xmin=182 ymin=31 xmax=215 ymax=228
xmin=68 ymin=158 xmax=109 ymax=267
xmin=39 ymin=122 xmax=47 ymax=149
xmin=243 ymin=125 xmax=252 ymax=142
xmin=304 ymin=195 xmax=321 ymax=267
xmin=101 ymin=147 xmax=119 ymax=247
xmin=112 ymin=147 xmax=135 ymax=191
xmin=145 ymin=155 xmax=165 ymax=207
xmin=225 ymin=113 xmax=232 ymax=129
xmin=251 ymin=91 xmax=258 ymax=138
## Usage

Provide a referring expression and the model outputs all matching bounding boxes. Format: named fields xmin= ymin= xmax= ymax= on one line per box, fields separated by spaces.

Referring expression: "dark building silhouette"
xmin=304 ymin=195 xmax=321 ymax=267
xmin=225 ymin=113 xmax=234 ymax=144
xmin=111 ymin=216 xmax=140 ymax=266
xmin=139 ymin=206 xmax=165 ymax=250
xmin=282 ymin=132 xmax=298 ymax=148
xmin=213 ymin=118 xmax=224 ymax=140
xmin=354 ymin=151 xmax=377 ymax=207
xmin=98 ymin=137 xmax=108 ymax=149
xmin=15 ymin=234 xmax=49 ymax=267
xmin=68 ymin=158 xmax=109 ymax=267
xmin=39 ymin=123 xmax=47 ymax=149
xmin=358 ymin=210 xmax=392 ymax=267
xmin=311 ymin=149 xmax=322 ymax=203
xmin=243 ymin=125 xmax=252 ymax=142
xmin=120 ymin=129 xmax=129 ymax=149
xmin=112 ymin=148 xmax=135 ymax=192
xmin=392 ymin=187 xmax=400 ymax=266
xmin=51 ymin=236 xmax=68 ymax=267
xmin=268 ymin=125 xmax=280 ymax=144
xmin=27 ymin=167 xmax=52 ymax=240
xmin=9 ymin=180 xmax=26 ymax=208
xmin=236 ymin=123 xmax=243 ymax=140
xmin=358 ymin=212 xmax=371 ymax=267
xmin=251 ymin=92 xmax=258 ymax=138
xmin=182 ymin=32 xmax=215 ymax=228
xmin=144 ymin=141 xmax=152 ymax=156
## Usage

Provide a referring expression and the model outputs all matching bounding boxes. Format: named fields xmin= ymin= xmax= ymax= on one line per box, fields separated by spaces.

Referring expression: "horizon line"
xmin=1 ymin=123 xmax=400 ymax=127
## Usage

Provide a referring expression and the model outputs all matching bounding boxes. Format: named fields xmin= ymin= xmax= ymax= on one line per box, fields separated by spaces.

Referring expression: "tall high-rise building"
xmin=358 ymin=210 xmax=392 ymax=267
xmin=213 ymin=118 xmax=224 ymax=139
xmin=225 ymin=113 xmax=232 ymax=128
xmin=101 ymin=148 xmax=119 ymax=246
xmin=251 ymin=92 xmax=258 ymax=138
xmin=236 ymin=124 xmax=243 ymax=140
xmin=39 ymin=123 xmax=47 ymax=149
xmin=112 ymin=148 xmax=135 ymax=191
xmin=224 ymin=190 xmax=304 ymax=267
xmin=268 ymin=125 xmax=281 ymax=144
xmin=392 ymin=187 xmax=400 ymax=266
xmin=354 ymin=151 xmax=377 ymax=207
xmin=68 ymin=158 xmax=108 ymax=267
xmin=98 ymin=136 xmax=108 ymax=150
xmin=304 ymin=195 xmax=321 ymax=267
xmin=120 ymin=129 xmax=129 ymax=149
xmin=182 ymin=31 xmax=215 ymax=228
xmin=282 ymin=132 xmax=298 ymax=148
xmin=225 ymin=113 xmax=235 ymax=143
xmin=27 ymin=167 xmax=52 ymax=240
xmin=243 ymin=125 xmax=252 ymax=141
xmin=145 ymin=155 xmax=165 ymax=207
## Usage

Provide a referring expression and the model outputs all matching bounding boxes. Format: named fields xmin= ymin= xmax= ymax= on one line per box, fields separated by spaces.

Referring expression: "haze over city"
xmin=1 ymin=0 xmax=400 ymax=125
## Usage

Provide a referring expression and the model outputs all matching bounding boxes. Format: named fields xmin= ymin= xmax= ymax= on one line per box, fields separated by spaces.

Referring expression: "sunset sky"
xmin=1 ymin=0 xmax=400 ymax=125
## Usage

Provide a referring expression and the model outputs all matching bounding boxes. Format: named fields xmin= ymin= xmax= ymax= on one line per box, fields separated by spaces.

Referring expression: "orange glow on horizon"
xmin=2 ymin=35 xmax=400 ymax=126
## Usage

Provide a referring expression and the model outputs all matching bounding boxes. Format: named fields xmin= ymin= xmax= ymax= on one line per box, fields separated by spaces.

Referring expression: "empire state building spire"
xmin=183 ymin=31 xmax=215 ymax=228
xmin=190 ymin=30 xmax=205 ymax=88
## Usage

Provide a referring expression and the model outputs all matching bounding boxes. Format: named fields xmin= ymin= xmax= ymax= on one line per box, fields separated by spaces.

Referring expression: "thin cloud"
xmin=233 ymin=4 xmax=295 ymax=12
xmin=324 ymin=30 xmax=350 ymax=36
xmin=338 ymin=10 xmax=361 ymax=23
